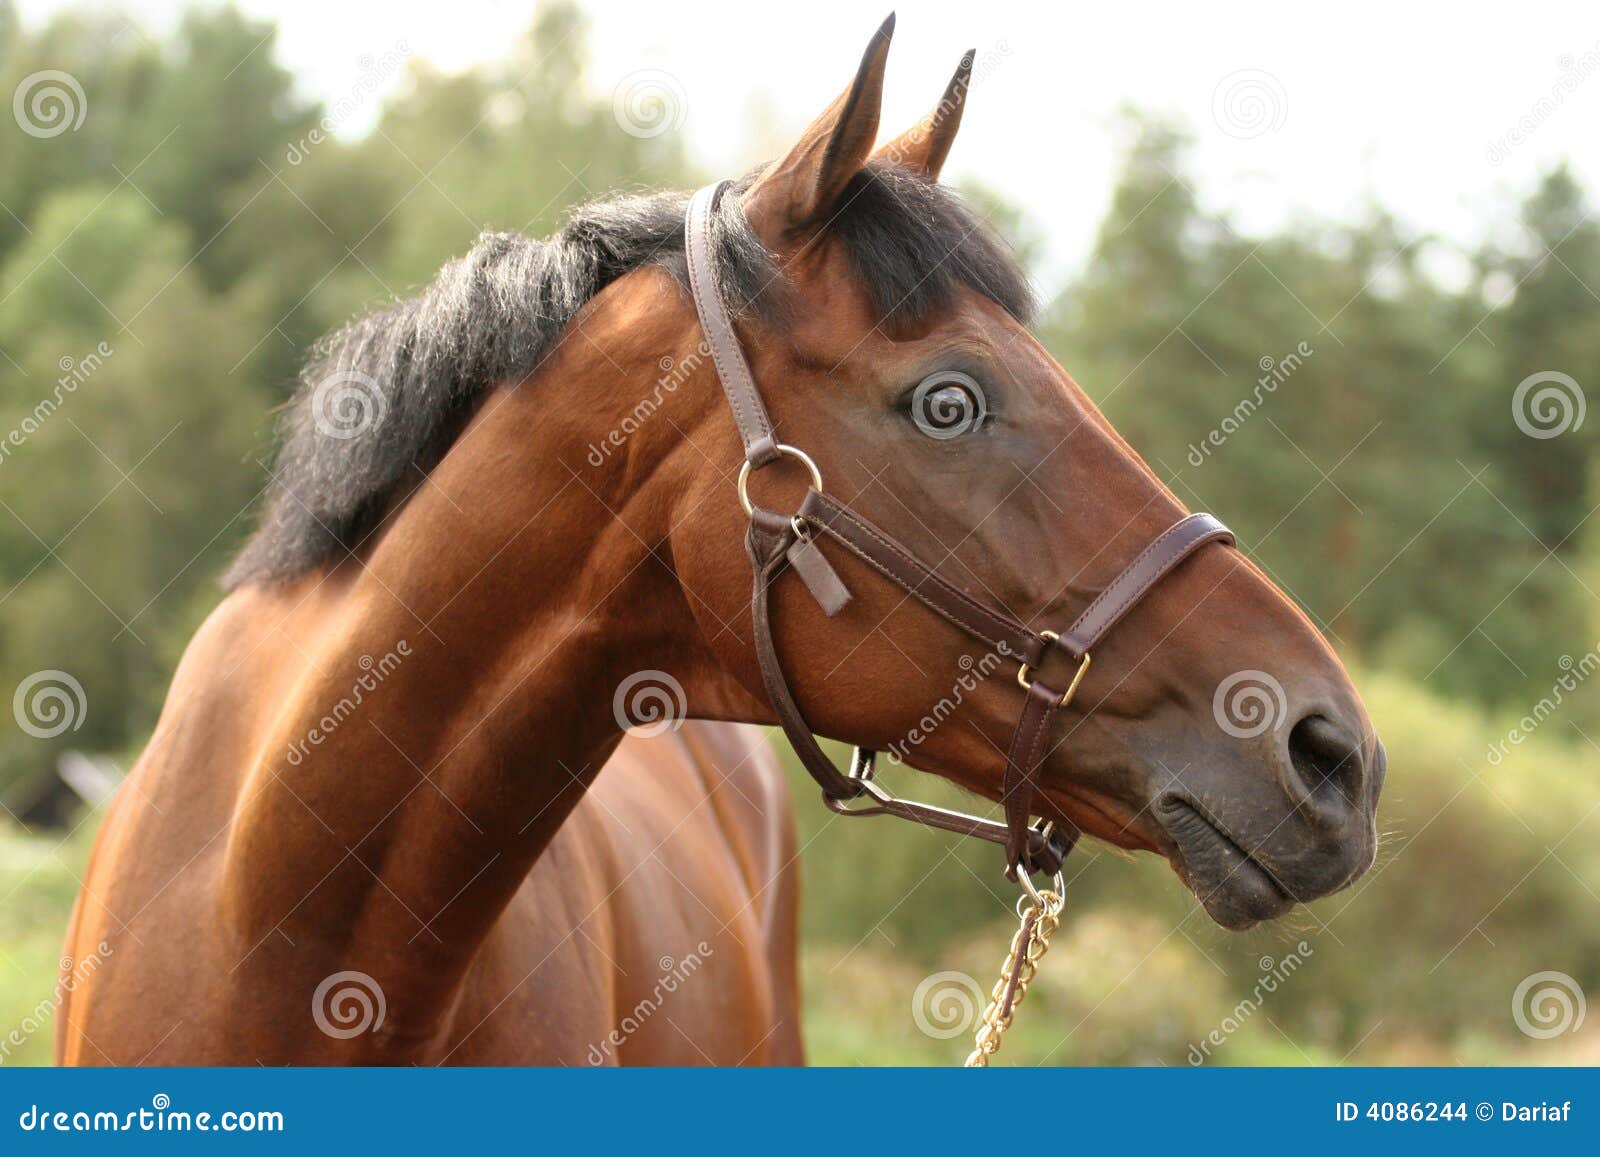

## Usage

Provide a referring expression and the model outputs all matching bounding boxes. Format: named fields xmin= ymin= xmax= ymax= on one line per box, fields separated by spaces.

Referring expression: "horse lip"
xmin=1157 ymin=796 xmax=1296 ymax=928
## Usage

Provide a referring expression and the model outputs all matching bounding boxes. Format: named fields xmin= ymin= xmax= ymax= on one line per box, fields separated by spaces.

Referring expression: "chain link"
xmin=963 ymin=888 xmax=1064 ymax=1067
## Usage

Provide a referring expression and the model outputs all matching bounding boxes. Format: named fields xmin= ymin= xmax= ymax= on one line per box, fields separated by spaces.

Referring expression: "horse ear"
xmin=871 ymin=50 xmax=972 ymax=180
xmin=742 ymin=14 xmax=894 ymax=240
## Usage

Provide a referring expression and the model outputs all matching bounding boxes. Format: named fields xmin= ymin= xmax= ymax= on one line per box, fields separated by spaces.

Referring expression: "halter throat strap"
xmin=683 ymin=180 xmax=1235 ymax=880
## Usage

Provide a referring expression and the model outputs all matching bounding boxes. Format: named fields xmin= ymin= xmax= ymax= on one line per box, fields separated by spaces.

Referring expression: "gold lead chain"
xmin=963 ymin=888 xmax=1064 ymax=1067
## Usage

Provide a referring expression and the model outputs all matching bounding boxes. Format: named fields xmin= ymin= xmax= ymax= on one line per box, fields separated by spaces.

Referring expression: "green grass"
xmin=0 ymin=819 xmax=96 ymax=1066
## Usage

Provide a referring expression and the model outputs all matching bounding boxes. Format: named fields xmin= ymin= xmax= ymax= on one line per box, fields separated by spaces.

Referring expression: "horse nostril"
xmin=1286 ymin=714 xmax=1364 ymax=806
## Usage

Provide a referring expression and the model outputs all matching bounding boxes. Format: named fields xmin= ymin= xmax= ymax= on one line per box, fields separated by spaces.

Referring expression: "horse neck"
xmin=219 ymin=323 xmax=748 ymax=1018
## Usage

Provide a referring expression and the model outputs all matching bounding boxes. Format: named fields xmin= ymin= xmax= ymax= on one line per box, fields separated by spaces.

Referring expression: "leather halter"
xmin=684 ymin=180 xmax=1236 ymax=880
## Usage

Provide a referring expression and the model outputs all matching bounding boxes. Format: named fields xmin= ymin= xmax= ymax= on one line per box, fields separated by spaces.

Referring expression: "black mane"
xmin=224 ymin=163 xmax=1035 ymax=588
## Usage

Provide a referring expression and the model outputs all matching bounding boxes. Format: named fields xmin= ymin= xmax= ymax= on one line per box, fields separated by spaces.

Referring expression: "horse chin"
xmin=1156 ymin=798 xmax=1297 ymax=931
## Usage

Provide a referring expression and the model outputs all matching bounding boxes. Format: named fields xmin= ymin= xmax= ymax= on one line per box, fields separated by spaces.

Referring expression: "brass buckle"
xmin=1016 ymin=631 xmax=1092 ymax=708
xmin=737 ymin=443 xmax=823 ymax=516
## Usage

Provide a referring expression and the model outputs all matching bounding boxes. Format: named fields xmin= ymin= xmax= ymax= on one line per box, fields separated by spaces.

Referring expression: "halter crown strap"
xmin=684 ymin=182 xmax=781 ymax=468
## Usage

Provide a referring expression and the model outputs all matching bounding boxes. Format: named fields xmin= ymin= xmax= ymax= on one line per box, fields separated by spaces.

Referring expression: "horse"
xmin=58 ymin=15 xmax=1383 ymax=1066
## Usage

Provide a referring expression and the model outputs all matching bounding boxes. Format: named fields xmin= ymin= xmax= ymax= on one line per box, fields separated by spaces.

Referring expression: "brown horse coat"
xmin=59 ymin=582 xmax=800 ymax=1066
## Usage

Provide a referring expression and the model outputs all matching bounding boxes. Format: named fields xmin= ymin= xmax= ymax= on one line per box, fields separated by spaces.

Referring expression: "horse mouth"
xmin=1156 ymin=798 xmax=1295 ymax=930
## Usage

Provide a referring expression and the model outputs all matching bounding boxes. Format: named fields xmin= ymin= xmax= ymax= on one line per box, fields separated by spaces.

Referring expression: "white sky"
xmin=15 ymin=0 xmax=1600 ymax=292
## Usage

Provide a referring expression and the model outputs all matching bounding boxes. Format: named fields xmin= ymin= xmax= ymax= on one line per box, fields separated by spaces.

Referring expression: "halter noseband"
xmin=684 ymin=180 xmax=1235 ymax=882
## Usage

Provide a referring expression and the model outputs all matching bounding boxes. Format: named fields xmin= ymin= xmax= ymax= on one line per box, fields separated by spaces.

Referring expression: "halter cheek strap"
xmin=685 ymin=181 xmax=1235 ymax=880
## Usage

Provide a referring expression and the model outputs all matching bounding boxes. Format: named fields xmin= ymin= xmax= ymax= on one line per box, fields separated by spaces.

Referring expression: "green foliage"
xmin=1 ymin=3 xmax=1596 ymax=1067
xmin=1037 ymin=119 xmax=1600 ymax=706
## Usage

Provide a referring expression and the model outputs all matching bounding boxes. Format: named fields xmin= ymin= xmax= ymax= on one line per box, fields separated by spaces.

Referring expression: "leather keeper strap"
xmin=747 ymin=521 xmax=863 ymax=800
xmin=1002 ymin=681 xmax=1080 ymax=877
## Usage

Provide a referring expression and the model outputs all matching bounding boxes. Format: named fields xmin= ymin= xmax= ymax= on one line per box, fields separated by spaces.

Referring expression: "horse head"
xmin=654 ymin=18 xmax=1384 ymax=928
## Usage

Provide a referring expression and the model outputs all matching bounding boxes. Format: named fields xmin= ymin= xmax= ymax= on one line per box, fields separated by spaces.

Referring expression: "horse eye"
xmin=908 ymin=371 xmax=987 ymax=440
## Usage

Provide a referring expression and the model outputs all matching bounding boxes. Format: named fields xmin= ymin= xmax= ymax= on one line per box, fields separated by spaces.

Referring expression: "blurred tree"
xmin=1037 ymin=115 xmax=1589 ymax=704
xmin=0 ymin=188 xmax=267 ymax=790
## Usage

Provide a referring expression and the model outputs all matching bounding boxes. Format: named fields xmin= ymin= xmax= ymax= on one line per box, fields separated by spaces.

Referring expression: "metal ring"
xmin=1015 ymin=872 xmax=1067 ymax=917
xmin=1016 ymin=868 xmax=1044 ymax=909
xmin=737 ymin=444 xmax=824 ymax=516
xmin=1016 ymin=634 xmax=1093 ymax=710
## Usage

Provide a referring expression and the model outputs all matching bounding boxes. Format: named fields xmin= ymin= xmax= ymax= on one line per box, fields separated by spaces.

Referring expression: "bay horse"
xmin=58 ymin=16 xmax=1382 ymax=1065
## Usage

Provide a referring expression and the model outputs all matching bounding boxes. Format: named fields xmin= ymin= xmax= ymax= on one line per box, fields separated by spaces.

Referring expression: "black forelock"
xmin=831 ymin=161 xmax=1036 ymax=326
